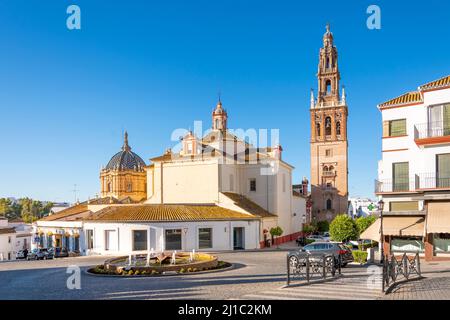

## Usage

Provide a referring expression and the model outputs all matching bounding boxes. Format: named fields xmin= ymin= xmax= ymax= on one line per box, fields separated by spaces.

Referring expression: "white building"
xmin=347 ymin=197 xmax=377 ymax=219
xmin=34 ymin=101 xmax=307 ymax=255
xmin=0 ymin=217 xmax=32 ymax=261
xmin=362 ymin=75 xmax=450 ymax=261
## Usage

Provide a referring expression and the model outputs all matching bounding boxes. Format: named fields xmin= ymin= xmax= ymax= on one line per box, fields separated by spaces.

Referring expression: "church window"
xmin=336 ymin=121 xmax=341 ymax=135
xmin=215 ymin=119 xmax=219 ymax=129
xmin=325 ymin=117 xmax=332 ymax=136
xmin=325 ymin=149 xmax=332 ymax=157
xmin=127 ymin=182 xmax=132 ymax=192
xmin=326 ymin=57 xmax=330 ymax=69
xmin=326 ymin=199 xmax=332 ymax=210
xmin=107 ymin=182 xmax=112 ymax=192
xmin=323 ymin=166 xmax=329 ymax=172
xmin=316 ymin=123 xmax=321 ymax=136
xmin=187 ymin=142 xmax=193 ymax=154
xmin=326 ymin=80 xmax=332 ymax=94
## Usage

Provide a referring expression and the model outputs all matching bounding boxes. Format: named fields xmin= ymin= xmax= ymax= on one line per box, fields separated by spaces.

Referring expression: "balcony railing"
xmin=414 ymin=121 xmax=450 ymax=140
xmin=375 ymin=172 xmax=450 ymax=193
xmin=322 ymin=171 xmax=336 ymax=177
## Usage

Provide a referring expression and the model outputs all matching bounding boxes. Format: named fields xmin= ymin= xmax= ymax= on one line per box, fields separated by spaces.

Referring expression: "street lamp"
xmin=378 ymin=199 xmax=385 ymax=263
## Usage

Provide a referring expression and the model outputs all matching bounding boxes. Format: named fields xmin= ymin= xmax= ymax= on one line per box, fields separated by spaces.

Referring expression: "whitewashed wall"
xmin=83 ymin=220 xmax=260 ymax=256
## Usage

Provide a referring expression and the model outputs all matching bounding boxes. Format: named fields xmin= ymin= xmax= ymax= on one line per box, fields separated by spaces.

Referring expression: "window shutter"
xmin=382 ymin=121 xmax=389 ymax=137
xmin=444 ymin=104 xmax=450 ymax=135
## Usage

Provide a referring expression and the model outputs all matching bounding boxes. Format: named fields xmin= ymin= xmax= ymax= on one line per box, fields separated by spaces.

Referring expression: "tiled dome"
xmin=105 ymin=132 xmax=146 ymax=171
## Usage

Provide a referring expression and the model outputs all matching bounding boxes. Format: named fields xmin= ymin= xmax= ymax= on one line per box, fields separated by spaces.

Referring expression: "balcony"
xmin=414 ymin=121 xmax=450 ymax=146
xmin=322 ymin=170 xmax=336 ymax=177
xmin=375 ymin=173 xmax=450 ymax=194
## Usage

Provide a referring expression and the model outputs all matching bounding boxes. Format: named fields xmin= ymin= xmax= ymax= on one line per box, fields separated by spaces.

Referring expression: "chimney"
xmin=301 ymin=177 xmax=309 ymax=195
xmin=273 ymin=144 xmax=283 ymax=160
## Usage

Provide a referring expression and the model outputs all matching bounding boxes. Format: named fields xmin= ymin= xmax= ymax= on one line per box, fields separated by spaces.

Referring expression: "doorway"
xmin=233 ymin=227 xmax=245 ymax=250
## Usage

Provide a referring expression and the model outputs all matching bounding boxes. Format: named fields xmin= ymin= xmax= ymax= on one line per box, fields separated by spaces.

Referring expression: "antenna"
xmin=71 ymin=184 xmax=79 ymax=204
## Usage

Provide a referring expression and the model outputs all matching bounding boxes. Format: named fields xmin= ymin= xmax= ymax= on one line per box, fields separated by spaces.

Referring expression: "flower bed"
xmin=88 ymin=260 xmax=231 ymax=277
xmin=88 ymin=252 xmax=230 ymax=276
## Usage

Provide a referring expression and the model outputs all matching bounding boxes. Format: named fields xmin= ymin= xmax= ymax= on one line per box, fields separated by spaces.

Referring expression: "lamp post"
xmin=378 ymin=199 xmax=385 ymax=263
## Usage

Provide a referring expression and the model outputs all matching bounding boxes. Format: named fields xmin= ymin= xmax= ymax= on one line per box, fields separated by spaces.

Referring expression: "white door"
xmin=105 ymin=230 xmax=117 ymax=251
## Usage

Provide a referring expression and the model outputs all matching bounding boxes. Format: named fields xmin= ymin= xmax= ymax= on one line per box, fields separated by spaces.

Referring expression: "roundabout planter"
xmin=86 ymin=252 xmax=233 ymax=277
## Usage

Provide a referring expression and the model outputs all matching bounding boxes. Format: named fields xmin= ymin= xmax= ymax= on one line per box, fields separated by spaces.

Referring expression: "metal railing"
xmin=286 ymin=252 xmax=341 ymax=286
xmin=414 ymin=121 xmax=450 ymax=139
xmin=375 ymin=173 xmax=450 ymax=193
xmin=382 ymin=252 xmax=421 ymax=293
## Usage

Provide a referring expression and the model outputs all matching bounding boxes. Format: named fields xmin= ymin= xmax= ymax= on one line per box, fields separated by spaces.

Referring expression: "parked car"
xmin=289 ymin=241 xmax=353 ymax=267
xmin=51 ymin=247 xmax=69 ymax=258
xmin=306 ymin=234 xmax=327 ymax=242
xmin=16 ymin=249 xmax=28 ymax=259
xmin=321 ymin=232 xmax=331 ymax=242
xmin=26 ymin=248 xmax=54 ymax=260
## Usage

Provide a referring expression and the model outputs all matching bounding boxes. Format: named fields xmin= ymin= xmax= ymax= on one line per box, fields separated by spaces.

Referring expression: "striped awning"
xmin=426 ymin=202 xmax=450 ymax=233
xmin=360 ymin=217 xmax=425 ymax=242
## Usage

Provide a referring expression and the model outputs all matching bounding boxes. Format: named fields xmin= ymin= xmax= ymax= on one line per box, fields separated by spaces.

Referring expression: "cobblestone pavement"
xmin=382 ymin=260 xmax=450 ymax=300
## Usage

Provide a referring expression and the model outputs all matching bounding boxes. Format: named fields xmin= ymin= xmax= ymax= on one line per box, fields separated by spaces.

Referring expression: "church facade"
xmin=309 ymin=25 xmax=349 ymax=222
xmin=33 ymin=100 xmax=307 ymax=255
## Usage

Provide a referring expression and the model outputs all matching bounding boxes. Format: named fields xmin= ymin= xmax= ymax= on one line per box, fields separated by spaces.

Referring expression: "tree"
xmin=302 ymin=224 xmax=317 ymax=235
xmin=329 ymin=214 xmax=359 ymax=242
xmin=270 ymin=226 xmax=283 ymax=247
xmin=316 ymin=220 xmax=330 ymax=232
xmin=355 ymin=215 xmax=376 ymax=234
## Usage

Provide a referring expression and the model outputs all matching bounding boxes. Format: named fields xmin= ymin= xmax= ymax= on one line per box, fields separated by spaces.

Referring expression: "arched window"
xmin=325 ymin=80 xmax=332 ymax=94
xmin=326 ymin=199 xmax=332 ymax=210
xmin=325 ymin=117 xmax=332 ymax=136
xmin=127 ymin=182 xmax=132 ymax=192
xmin=107 ymin=182 xmax=112 ymax=192
xmin=316 ymin=123 xmax=321 ymax=137
xmin=326 ymin=58 xmax=330 ymax=69
xmin=323 ymin=166 xmax=329 ymax=172
xmin=336 ymin=121 xmax=341 ymax=135
xmin=215 ymin=118 xmax=219 ymax=129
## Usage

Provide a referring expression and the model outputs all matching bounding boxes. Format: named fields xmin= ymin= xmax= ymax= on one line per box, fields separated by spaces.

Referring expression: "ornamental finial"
xmin=122 ymin=131 xmax=131 ymax=151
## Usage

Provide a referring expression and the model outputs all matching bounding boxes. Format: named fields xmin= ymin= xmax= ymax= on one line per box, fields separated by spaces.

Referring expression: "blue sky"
xmin=0 ymin=0 xmax=448 ymax=203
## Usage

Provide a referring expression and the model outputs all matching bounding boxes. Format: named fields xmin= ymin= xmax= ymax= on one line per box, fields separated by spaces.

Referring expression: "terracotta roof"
xmin=84 ymin=204 xmax=260 ymax=222
xmin=378 ymin=91 xmax=423 ymax=109
xmin=0 ymin=227 xmax=16 ymax=235
xmin=419 ymin=75 xmax=450 ymax=91
xmin=39 ymin=204 xmax=90 ymax=221
xmin=222 ymin=192 xmax=275 ymax=218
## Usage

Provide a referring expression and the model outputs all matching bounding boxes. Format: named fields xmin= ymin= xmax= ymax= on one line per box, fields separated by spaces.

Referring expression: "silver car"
xmin=290 ymin=241 xmax=353 ymax=267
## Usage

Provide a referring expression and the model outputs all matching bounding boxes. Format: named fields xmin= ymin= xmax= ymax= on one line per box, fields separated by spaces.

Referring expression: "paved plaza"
xmin=1 ymin=246 xmax=449 ymax=300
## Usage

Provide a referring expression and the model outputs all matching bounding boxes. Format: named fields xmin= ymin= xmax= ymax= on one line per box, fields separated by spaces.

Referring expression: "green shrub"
xmin=316 ymin=220 xmax=330 ymax=232
xmin=134 ymin=270 xmax=140 ymax=276
xmin=179 ymin=268 xmax=186 ymax=273
xmin=302 ymin=224 xmax=317 ymax=234
xmin=329 ymin=214 xmax=359 ymax=242
xmin=151 ymin=270 xmax=159 ymax=275
xmin=352 ymin=250 xmax=368 ymax=265
xmin=356 ymin=215 xmax=376 ymax=234
xmin=305 ymin=239 xmax=315 ymax=245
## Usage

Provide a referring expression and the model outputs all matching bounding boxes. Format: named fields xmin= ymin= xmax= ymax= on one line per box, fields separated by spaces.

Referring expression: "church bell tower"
xmin=310 ymin=24 xmax=348 ymax=222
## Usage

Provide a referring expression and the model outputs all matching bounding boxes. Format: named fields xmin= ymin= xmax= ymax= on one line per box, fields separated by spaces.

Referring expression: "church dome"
xmin=105 ymin=132 xmax=146 ymax=171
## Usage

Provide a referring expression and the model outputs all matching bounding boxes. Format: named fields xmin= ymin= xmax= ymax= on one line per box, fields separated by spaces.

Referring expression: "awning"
xmin=427 ymin=202 xmax=450 ymax=233
xmin=360 ymin=217 xmax=425 ymax=242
